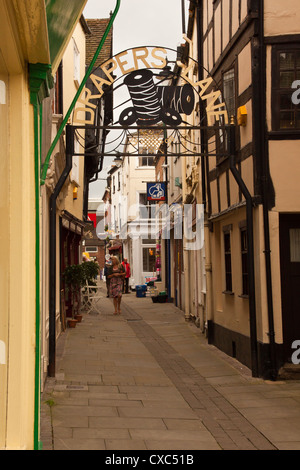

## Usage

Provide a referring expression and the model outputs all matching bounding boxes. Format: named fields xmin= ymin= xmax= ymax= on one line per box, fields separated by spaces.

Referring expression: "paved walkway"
xmin=41 ymin=285 xmax=300 ymax=451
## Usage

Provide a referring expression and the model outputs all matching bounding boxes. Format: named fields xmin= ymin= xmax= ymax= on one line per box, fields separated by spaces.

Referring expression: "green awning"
xmin=45 ymin=0 xmax=87 ymax=69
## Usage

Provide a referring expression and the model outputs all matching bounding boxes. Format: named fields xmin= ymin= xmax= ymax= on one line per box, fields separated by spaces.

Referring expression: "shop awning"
xmin=108 ymin=245 xmax=122 ymax=253
xmin=45 ymin=0 xmax=88 ymax=72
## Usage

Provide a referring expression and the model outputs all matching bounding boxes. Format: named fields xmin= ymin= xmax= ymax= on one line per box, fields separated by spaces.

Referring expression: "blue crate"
xmin=136 ymin=290 xmax=146 ymax=298
xmin=135 ymin=284 xmax=147 ymax=291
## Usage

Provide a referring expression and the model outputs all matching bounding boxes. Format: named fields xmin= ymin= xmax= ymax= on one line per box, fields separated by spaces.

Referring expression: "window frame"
xmin=239 ymin=222 xmax=249 ymax=297
xmin=142 ymin=246 xmax=156 ymax=272
xmin=272 ymin=44 xmax=300 ymax=132
xmin=223 ymin=224 xmax=233 ymax=294
xmin=223 ymin=68 xmax=236 ymax=121
xmin=73 ymin=38 xmax=80 ymax=87
xmin=137 ymin=150 xmax=155 ymax=168
xmin=215 ymin=65 xmax=237 ymax=164
xmin=85 ymin=246 xmax=98 ymax=253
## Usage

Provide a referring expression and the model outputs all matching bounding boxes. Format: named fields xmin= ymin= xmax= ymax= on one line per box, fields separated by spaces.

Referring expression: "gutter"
xmin=29 ymin=63 xmax=53 ymax=450
xmin=48 ymin=125 xmax=74 ymax=377
xmin=253 ymin=0 xmax=277 ymax=380
xmin=48 ymin=0 xmax=121 ymax=377
xmin=229 ymin=122 xmax=259 ymax=378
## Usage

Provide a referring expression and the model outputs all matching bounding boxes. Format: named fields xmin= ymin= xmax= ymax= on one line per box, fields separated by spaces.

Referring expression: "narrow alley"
xmin=40 ymin=285 xmax=300 ymax=451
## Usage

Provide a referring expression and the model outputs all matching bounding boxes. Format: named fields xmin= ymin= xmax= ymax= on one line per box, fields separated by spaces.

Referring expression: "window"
xmin=73 ymin=38 xmax=80 ymax=86
xmin=223 ymin=69 xmax=236 ymax=120
xmin=85 ymin=246 xmax=98 ymax=253
xmin=290 ymin=229 xmax=300 ymax=262
xmin=272 ymin=46 xmax=300 ymax=130
xmin=223 ymin=226 xmax=233 ymax=293
xmin=240 ymin=227 xmax=249 ymax=296
xmin=143 ymin=247 xmax=156 ymax=272
xmin=53 ymin=62 xmax=63 ymax=115
xmin=142 ymin=238 xmax=156 ymax=244
xmin=215 ymin=68 xmax=236 ymax=161
xmin=138 ymin=150 xmax=155 ymax=167
xmin=139 ymin=193 xmax=156 ymax=219
xmin=71 ymin=139 xmax=80 ymax=184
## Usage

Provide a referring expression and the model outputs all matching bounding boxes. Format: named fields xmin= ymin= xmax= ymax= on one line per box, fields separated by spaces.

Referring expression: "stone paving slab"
xmin=40 ymin=286 xmax=300 ymax=451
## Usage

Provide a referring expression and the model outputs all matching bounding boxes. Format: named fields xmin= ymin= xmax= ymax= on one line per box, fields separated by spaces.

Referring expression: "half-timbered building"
xmin=187 ymin=0 xmax=300 ymax=379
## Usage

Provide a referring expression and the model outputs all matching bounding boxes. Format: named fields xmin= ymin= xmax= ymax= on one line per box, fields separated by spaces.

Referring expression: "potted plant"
xmin=62 ymin=264 xmax=85 ymax=323
xmin=82 ymin=260 xmax=100 ymax=287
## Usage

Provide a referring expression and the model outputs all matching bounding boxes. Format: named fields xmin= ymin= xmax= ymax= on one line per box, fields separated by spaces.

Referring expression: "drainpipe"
xmin=48 ymin=125 xmax=74 ymax=377
xmin=196 ymin=0 xmax=211 ymax=334
xmin=40 ymin=0 xmax=121 ymax=186
xmin=29 ymin=62 xmax=53 ymax=450
xmin=182 ymin=150 xmax=191 ymax=320
xmin=256 ymin=0 xmax=277 ymax=380
xmin=163 ymin=127 xmax=171 ymax=300
xmin=229 ymin=122 xmax=259 ymax=378
xmin=33 ymin=100 xmax=41 ymax=450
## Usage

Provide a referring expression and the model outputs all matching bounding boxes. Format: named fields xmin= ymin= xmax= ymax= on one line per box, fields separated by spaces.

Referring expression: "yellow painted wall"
xmin=0 ymin=43 xmax=9 ymax=452
xmin=0 ymin=1 xmax=37 ymax=449
xmin=6 ymin=74 xmax=36 ymax=449
xmin=62 ymin=22 xmax=86 ymax=221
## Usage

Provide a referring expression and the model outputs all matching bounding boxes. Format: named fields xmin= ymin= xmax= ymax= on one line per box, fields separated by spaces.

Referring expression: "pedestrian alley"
xmin=40 ymin=285 xmax=300 ymax=451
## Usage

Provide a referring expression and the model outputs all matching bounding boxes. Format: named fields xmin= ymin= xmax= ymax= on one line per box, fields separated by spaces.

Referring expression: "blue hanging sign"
xmin=147 ymin=182 xmax=166 ymax=201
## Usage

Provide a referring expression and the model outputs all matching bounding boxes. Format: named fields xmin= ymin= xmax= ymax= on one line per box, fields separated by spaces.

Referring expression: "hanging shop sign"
xmin=147 ymin=182 xmax=166 ymax=201
xmin=72 ymin=46 xmax=229 ymax=129
xmin=70 ymin=45 xmax=231 ymax=161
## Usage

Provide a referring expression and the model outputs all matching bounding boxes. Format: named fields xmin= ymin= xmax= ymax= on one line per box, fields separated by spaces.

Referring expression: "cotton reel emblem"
xmin=119 ymin=69 xmax=195 ymax=127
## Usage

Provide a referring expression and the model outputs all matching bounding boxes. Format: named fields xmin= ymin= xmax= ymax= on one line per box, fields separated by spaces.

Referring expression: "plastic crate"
xmin=136 ymin=290 xmax=146 ymax=298
xmin=152 ymin=294 xmax=168 ymax=303
xmin=136 ymin=284 xmax=147 ymax=291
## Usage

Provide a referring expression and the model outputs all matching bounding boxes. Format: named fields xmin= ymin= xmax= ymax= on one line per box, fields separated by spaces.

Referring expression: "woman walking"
xmin=108 ymin=256 xmax=126 ymax=315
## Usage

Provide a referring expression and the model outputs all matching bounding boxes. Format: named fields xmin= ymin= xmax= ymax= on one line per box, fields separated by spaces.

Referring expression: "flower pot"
xmin=74 ymin=314 xmax=83 ymax=323
xmin=68 ymin=319 xmax=78 ymax=328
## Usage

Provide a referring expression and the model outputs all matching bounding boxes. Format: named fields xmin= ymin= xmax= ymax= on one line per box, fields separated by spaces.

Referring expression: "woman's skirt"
xmin=109 ymin=277 xmax=123 ymax=298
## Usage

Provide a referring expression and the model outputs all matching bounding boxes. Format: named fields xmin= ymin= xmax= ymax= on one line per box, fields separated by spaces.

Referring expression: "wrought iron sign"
xmin=72 ymin=46 xmax=230 ymax=158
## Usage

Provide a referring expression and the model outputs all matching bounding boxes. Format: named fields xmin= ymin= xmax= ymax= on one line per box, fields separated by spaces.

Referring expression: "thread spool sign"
xmin=72 ymin=46 xmax=228 ymax=128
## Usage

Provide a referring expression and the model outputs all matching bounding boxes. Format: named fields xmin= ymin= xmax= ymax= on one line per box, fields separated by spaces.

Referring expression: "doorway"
xmin=280 ymin=214 xmax=300 ymax=362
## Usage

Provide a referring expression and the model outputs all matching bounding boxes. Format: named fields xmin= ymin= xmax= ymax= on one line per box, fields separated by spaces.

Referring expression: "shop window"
xmin=143 ymin=247 xmax=156 ymax=272
xmin=272 ymin=46 xmax=300 ymax=130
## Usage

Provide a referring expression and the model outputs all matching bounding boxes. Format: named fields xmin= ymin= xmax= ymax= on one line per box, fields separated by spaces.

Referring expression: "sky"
xmin=83 ymin=0 xmax=189 ymax=200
